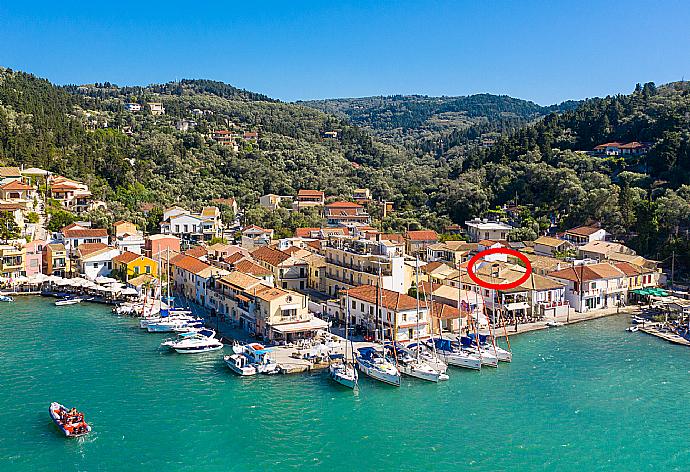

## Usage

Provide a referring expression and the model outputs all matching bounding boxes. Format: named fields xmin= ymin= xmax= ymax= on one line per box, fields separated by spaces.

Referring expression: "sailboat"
xmin=396 ymin=258 xmax=448 ymax=382
xmin=329 ymin=292 xmax=358 ymax=389
xmin=355 ymin=278 xmax=401 ymax=386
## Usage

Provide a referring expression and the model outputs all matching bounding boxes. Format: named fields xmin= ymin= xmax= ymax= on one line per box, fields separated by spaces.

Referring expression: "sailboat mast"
xmin=345 ymin=292 xmax=350 ymax=361
xmin=415 ymin=256 xmax=420 ymax=361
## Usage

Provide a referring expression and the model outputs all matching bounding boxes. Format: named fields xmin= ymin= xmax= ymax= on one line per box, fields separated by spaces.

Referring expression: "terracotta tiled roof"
xmin=185 ymin=246 xmax=208 ymax=258
xmin=297 ymin=189 xmax=324 ymax=198
xmin=242 ymin=224 xmax=272 ymax=234
xmin=0 ymin=202 xmax=24 ymax=210
xmin=613 ymin=261 xmax=646 ymax=276
xmin=224 ymin=252 xmax=248 ymax=264
xmin=430 ymin=301 xmax=462 ymax=319
xmin=325 ymin=201 xmax=362 ymax=209
xmin=565 ymin=226 xmax=601 ymax=236
xmin=76 ymin=242 xmax=108 ymax=258
xmin=252 ymin=246 xmax=291 ymax=266
xmin=0 ymin=180 xmax=33 ymax=190
xmin=252 ymin=285 xmax=289 ymax=302
xmin=478 ymin=239 xmax=498 ymax=247
xmin=406 ymin=230 xmax=438 ymax=241
xmin=63 ymin=228 xmax=108 ymax=239
xmin=169 ymin=254 xmax=210 ymax=275
xmin=344 ymin=285 xmax=427 ymax=311
xmin=235 ymin=259 xmax=273 ymax=277
xmin=0 ymin=167 xmax=21 ymax=177
xmin=380 ymin=233 xmax=405 ymax=244
xmin=218 ymin=271 xmax=264 ymax=291
xmin=548 ymin=263 xmax=625 ymax=282
xmin=295 ymin=227 xmax=320 ymax=238
xmin=113 ymin=251 xmax=140 ymax=264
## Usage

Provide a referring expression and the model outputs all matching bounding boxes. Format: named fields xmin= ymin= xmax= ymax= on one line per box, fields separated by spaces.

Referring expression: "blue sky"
xmin=1 ymin=1 xmax=689 ymax=104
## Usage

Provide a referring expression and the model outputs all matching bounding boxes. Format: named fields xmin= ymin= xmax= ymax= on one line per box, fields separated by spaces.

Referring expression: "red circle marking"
xmin=467 ymin=248 xmax=532 ymax=290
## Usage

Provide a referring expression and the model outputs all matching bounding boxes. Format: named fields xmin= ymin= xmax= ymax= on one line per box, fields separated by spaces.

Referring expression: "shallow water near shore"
xmin=1 ymin=297 xmax=689 ymax=471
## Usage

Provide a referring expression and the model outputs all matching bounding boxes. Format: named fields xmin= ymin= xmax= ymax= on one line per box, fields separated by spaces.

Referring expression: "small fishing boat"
xmin=160 ymin=329 xmax=223 ymax=353
xmin=55 ymin=297 xmax=82 ymax=306
xmin=232 ymin=342 xmax=280 ymax=374
xmin=49 ymin=402 xmax=91 ymax=437
xmin=0 ymin=295 xmax=13 ymax=302
xmin=355 ymin=347 xmax=401 ymax=386
xmin=329 ymin=353 xmax=359 ymax=388
xmin=546 ymin=321 xmax=565 ymax=328
xmin=224 ymin=353 xmax=259 ymax=376
xmin=631 ymin=316 xmax=648 ymax=325
xmin=626 ymin=326 xmax=640 ymax=332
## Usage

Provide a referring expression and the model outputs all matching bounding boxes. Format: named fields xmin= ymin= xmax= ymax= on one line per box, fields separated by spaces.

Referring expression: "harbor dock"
xmin=638 ymin=325 xmax=690 ymax=346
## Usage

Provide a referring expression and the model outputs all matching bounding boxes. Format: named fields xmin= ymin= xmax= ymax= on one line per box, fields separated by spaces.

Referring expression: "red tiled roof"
xmin=565 ymin=226 xmax=602 ymax=236
xmin=613 ymin=261 xmax=646 ymax=276
xmin=170 ymin=253 xmax=211 ymax=275
xmin=63 ymin=228 xmax=108 ymax=239
xmin=297 ymin=189 xmax=324 ymax=198
xmin=295 ymin=227 xmax=320 ymax=238
xmin=242 ymin=225 xmax=272 ymax=234
xmin=112 ymin=251 xmax=140 ymax=264
xmin=619 ymin=142 xmax=647 ymax=149
xmin=430 ymin=301 xmax=462 ymax=319
xmin=0 ymin=180 xmax=33 ymax=191
xmin=405 ymin=230 xmax=438 ymax=241
xmin=548 ymin=263 xmax=625 ymax=282
xmin=185 ymin=246 xmax=208 ymax=258
xmin=343 ymin=285 xmax=427 ymax=312
xmin=235 ymin=259 xmax=273 ymax=277
xmin=380 ymin=233 xmax=405 ymax=244
xmin=76 ymin=242 xmax=108 ymax=258
xmin=224 ymin=252 xmax=247 ymax=264
xmin=325 ymin=201 xmax=362 ymax=209
xmin=594 ymin=142 xmax=624 ymax=149
xmin=251 ymin=246 xmax=291 ymax=266
xmin=0 ymin=202 xmax=24 ymax=211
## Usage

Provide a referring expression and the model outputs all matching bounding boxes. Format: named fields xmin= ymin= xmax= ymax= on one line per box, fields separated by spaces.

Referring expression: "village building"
xmin=404 ymin=230 xmax=439 ymax=259
xmin=78 ymin=245 xmax=120 ymax=280
xmin=124 ymin=103 xmax=141 ymax=112
xmin=324 ymin=238 xmax=408 ymax=296
xmin=464 ymin=218 xmax=513 ymax=242
xmin=251 ymin=246 xmax=308 ymax=291
xmin=0 ymin=179 xmax=35 ymax=204
xmin=144 ymin=234 xmax=181 ymax=260
xmin=48 ymin=176 xmax=96 ymax=214
xmin=324 ymin=201 xmax=370 ymax=226
xmin=562 ymin=225 xmax=608 ymax=246
xmin=548 ymin=262 xmax=627 ymax=312
xmin=293 ymin=189 xmax=325 ymax=210
xmin=426 ymin=240 xmax=476 ymax=267
xmin=148 ymin=102 xmax=165 ymax=115
xmin=112 ymin=251 xmax=159 ymax=282
xmin=43 ymin=243 xmax=68 ymax=277
xmin=24 ymin=240 xmax=44 ymax=276
xmin=533 ymin=236 xmax=573 ymax=257
xmin=0 ymin=244 xmax=25 ymax=279
xmin=259 ymin=194 xmax=292 ymax=210
xmin=61 ymin=224 xmax=109 ymax=256
xmin=336 ymin=285 xmax=430 ymax=343
xmin=302 ymin=252 xmax=326 ymax=293
xmin=241 ymin=225 xmax=274 ymax=250
xmin=352 ymin=188 xmax=371 ymax=204
xmin=577 ymin=240 xmax=636 ymax=262
xmin=160 ymin=206 xmax=223 ymax=243
xmin=0 ymin=167 xmax=23 ymax=186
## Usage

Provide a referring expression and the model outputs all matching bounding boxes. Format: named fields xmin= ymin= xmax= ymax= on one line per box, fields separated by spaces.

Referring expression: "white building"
xmin=79 ymin=246 xmax=120 ymax=280
xmin=464 ymin=218 xmax=513 ymax=242
xmin=338 ymin=284 xmax=430 ymax=343
xmin=548 ymin=262 xmax=627 ymax=312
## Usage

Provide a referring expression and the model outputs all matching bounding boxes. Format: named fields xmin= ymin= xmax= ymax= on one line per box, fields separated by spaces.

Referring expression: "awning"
xmin=505 ymin=302 xmax=530 ymax=311
xmin=236 ymin=294 xmax=250 ymax=303
xmin=270 ymin=317 xmax=329 ymax=334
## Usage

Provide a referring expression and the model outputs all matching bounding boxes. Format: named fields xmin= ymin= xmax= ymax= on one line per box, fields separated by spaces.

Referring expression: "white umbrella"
xmin=96 ymin=276 xmax=117 ymax=285
xmin=120 ymin=287 xmax=139 ymax=296
xmin=54 ymin=279 xmax=70 ymax=286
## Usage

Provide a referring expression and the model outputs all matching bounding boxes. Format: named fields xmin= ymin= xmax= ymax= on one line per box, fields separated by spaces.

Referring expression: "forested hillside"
xmin=0 ymin=67 xmax=688 ymax=273
xmin=301 ymin=94 xmax=579 ymax=158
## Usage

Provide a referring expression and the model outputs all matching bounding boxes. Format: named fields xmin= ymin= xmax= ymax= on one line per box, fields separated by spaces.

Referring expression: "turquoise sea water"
xmin=1 ymin=297 xmax=689 ymax=471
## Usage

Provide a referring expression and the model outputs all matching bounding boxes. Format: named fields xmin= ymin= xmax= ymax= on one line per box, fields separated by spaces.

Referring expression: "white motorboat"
xmin=161 ymin=329 xmax=223 ymax=353
xmin=546 ymin=321 xmax=565 ymax=327
xmin=328 ymin=354 xmax=359 ymax=388
xmin=224 ymin=354 xmax=258 ymax=376
xmin=355 ymin=347 xmax=401 ymax=386
xmin=626 ymin=325 xmax=640 ymax=332
xmin=55 ymin=297 xmax=82 ymax=306
xmin=0 ymin=295 xmax=14 ymax=302
xmin=147 ymin=317 xmax=197 ymax=333
xmin=232 ymin=342 xmax=280 ymax=374
xmin=631 ymin=316 xmax=648 ymax=325
xmin=427 ymin=338 xmax=481 ymax=370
